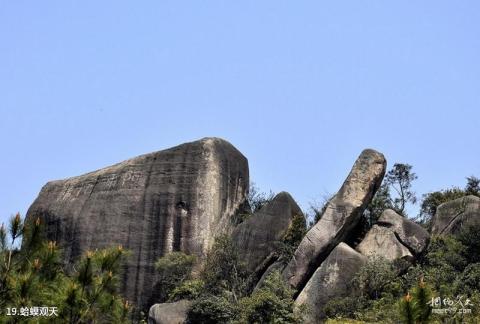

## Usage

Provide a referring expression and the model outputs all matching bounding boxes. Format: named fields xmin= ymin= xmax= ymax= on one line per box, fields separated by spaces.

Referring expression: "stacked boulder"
xmin=356 ymin=209 xmax=429 ymax=261
xmin=30 ymin=137 xmax=479 ymax=324
xmin=287 ymin=149 xmax=386 ymax=323
xmin=283 ymin=149 xmax=386 ymax=291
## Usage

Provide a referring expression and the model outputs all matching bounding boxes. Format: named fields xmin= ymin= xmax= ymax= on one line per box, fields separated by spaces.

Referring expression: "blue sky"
xmin=1 ymin=2 xmax=479 ymax=226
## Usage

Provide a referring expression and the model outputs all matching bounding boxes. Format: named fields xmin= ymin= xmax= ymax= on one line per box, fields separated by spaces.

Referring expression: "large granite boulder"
xmin=25 ymin=137 xmax=249 ymax=312
xmin=232 ymin=191 xmax=304 ymax=273
xmin=148 ymin=300 xmax=191 ymax=324
xmin=294 ymin=243 xmax=367 ymax=323
xmin=356 ymin=225 xmax=413 ymax=261
xmin=431 ymin=195 xmax=480 ymax=235
xmin=283 ymin=149 xmax=386 ymax=291
xmin=377 ymin=209 xmax=429 ymax=255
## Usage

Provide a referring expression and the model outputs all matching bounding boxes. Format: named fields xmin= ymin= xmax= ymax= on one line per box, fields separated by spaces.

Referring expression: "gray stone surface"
xmin=377 ymin=209 xmax=429 ymax=255
xmin=356 ymin=224 xmax=413 ymax=261
xmin=283 ymin=149 xmax=386 ymax=291
xmin=25 ymin=137 xmax=249 ymax=312
xmin=232 ymin=191 xmax=304 ymax=273
xmin=295 ymin=243 xmax=367 ymax=323
xmin=431 ymin=195 xmax=480 ymax=235
xmin=148 ymin=300 xmax=191 ymax=324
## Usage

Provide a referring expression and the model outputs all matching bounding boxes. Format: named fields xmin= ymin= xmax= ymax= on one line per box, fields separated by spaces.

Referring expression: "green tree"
xmin=201 ymin=235 xmax=247 ymax=300
xmin=465 ymin=176 xmax=480 ymax=196
xmin=422 ymin=235 xmax=466 ymax=298
xmin=236 ymin=270 xmax=303 ymax=324
xmin=353 ymin=256 xmax=399 ymax=300
xmin=458 ymin=223 xmax=480 ymax=264
xmin=399 ymin=292 xmax=415 ymax=324
xmin=278 ymin=214 xmax=307 ymax=261
xmin=384 ymin=163 xmax=418 ymax=216
xmin=155 ymin=252 xmax=196 ymax=302
xmin=186 ymin=294 xmax=237 ymax=324
xmin=168 ymin=279 xmax=205 ymax=302
xmin=419 ymin=175 xmax=479 ymax=226
xmin=410 ymin=278 xmax=432 ymax=323
xmin=419 ymin=187 xmax=466 ymax=226
xmin=364 ymin=184 xmax=393 ymax=226
xmin=0 ymin=214 xmax=130 ymax=323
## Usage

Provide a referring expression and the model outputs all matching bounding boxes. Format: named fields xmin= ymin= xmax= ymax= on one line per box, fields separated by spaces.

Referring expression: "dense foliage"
xmin=0 ymin=214 xmax=130 ymax=323
xmin=155 ymin=234 xmax=304 ymax=323
xmin=419 ymin=176 xmax=480 ymax=227
xmin=324 ymin=224 xmax=480 ymax=323
xmin=155 ymin=251 xmax=196 ymax=302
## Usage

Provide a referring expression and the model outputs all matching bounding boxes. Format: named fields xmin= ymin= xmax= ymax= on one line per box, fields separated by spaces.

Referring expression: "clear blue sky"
xmin=1 ymin=2 xmax=479 ymax=226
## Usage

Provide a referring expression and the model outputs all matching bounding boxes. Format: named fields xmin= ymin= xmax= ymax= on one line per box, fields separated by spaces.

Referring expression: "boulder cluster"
xmin=24 ymin=138 xmax=479 ymax=323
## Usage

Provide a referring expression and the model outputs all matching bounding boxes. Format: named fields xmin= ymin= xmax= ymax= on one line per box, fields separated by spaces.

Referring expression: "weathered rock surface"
xmin=377 ymin=209 xmax=429 ymax=255
xmin=283 ymin=149 xmax=386 ymax=291
xmin=25 ymin=137 xmax=249 ymax=312
xmin=431 ymin=195 xmax=480 ymax=235
xmin=295 ymin=243 xmax=367 ymax=323
xmin=356 ymin=225 xmax=413 ymax=261
xmin=148 ymin=300 xmax=191 ymax=324
xmin=232 ymin=192 xmax=304 ymax=273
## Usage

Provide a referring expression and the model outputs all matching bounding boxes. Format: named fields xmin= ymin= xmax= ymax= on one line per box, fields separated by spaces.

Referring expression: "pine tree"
xmin=399 ymin=292 xmax=415 ymax=324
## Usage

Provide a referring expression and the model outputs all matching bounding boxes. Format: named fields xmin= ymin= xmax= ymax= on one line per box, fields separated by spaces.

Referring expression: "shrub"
xmin=278 ymin=214 xmax=307 ymax=261
xmin=201 ymin=235 xmax=246 ymax=298
xmin=352 ymin=256 xmax=399 ymax=300
xmin=236 ymin=270 xmax=302 ymax=324
xmin=168 ymin=279 xmax=205 ymax=302
xmin=155 ymin=252 xmax=196 ymax=301
xmin=186 ymin=294 xmax=236 ymax=324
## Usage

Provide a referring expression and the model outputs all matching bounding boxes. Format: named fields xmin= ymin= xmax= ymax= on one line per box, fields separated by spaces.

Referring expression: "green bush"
xmin=186 ymin=294 xmax=236 ymax=324
xmin=278 ymin=214 xmax=307 ymax=261
xmin=236 ymin=270 xmax=302 ymax=324
xmin=168 ymin=279 xmax=205 ymax=302
xmin=456 ymin=263 xmax=480 ymax=296
xmin=201 ymin=235 xmax=247 ymax=298
xmin=323 ymin=296 xmax=369 ymax=320
xmin=352 ymin=256 xmax=400 ymax=300
xmin=155 ymin=251 xmax=196 ymax=301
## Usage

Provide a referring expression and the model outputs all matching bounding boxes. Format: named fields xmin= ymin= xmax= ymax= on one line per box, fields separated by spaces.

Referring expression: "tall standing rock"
xmin=283 ymin=149 xmax=386 ymax=291
xmin=25 ymin=137 xmax=249 ymax=312
xmin=431 ymin=195 xmax=480 ymax=235
xmin=232 ymin=191 xmax=304 ymax=273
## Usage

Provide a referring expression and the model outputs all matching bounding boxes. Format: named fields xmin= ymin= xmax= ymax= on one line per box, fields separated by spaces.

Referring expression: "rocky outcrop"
xmin=232 ymin=192 xmax=304 ymax=273
xmin=283 ymin=149 xmax=386 ymax=291
xmin=431 ymin=195 xmax=480 ymax=235
xmin=294 ymin=243 xmax=367 ymax=323
xmin=148 ymin=300 xmax=192 ymax=324
xmin=357 ymin=209 xmax=429 ymax=261
xmin=377 ymin=209 xmax=429 ymax=255
xmin=25 ymin=137 xmax=249 ymax=312
xmin=356 ymin=225 xmax=413 ymax=261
